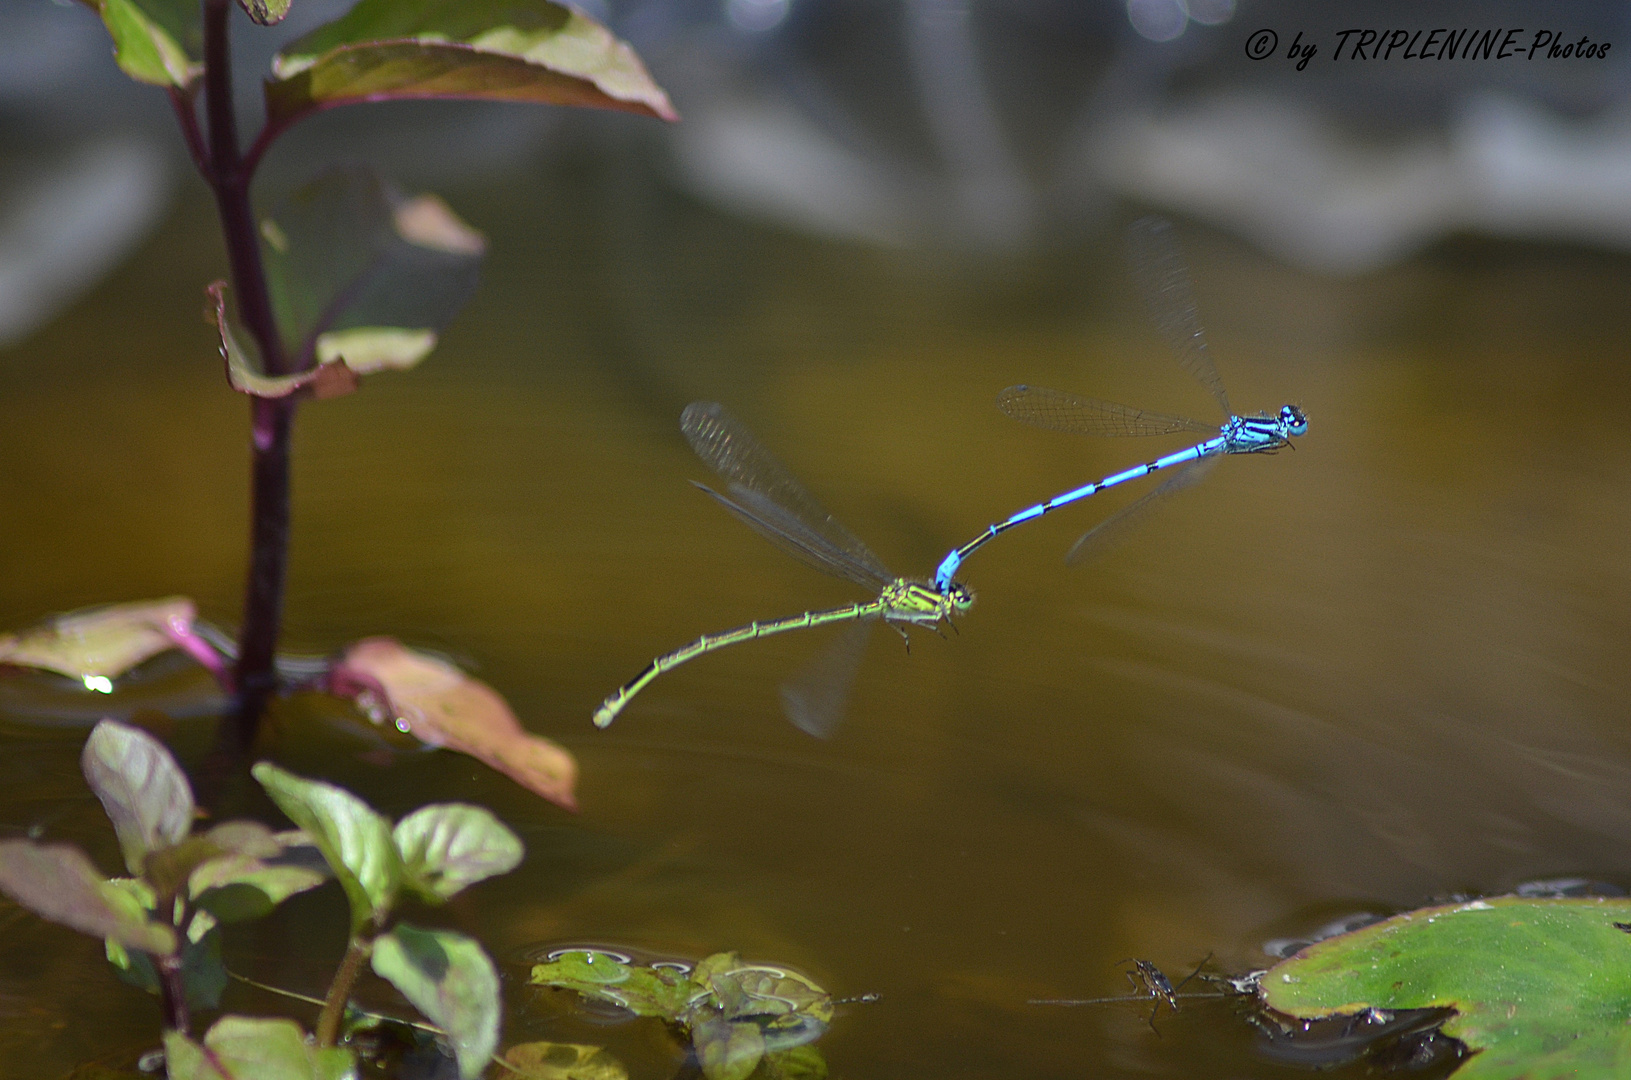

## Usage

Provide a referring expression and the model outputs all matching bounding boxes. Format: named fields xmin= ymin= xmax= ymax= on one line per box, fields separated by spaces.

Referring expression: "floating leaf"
xmin=259 ymin=166 xmax=483 ymax=375
xmin=393 ymin=803 xmax=522 ymax=903
xmin=371 ymin=923 xmax=500 ymax=1080
xmin=164 ymin=1016 xmax=355 ymax=1080
xmin=252 ymin=763 xmax=401 ymax=931
xmin=0 ymin=596 xmax=219 ymax=685
xmin=331 ymin=638 xmax=578 ymax=811
xmin=208 ymin=282 xmax=358 ymax=401
xmin=78 ymin=0 xmax=202 ymax=88
xmin=0 ymin=841 xmax=175 ymax=955
xmin=528 ymin=950 xmax=697 ymax=1020
xmin=237 ymin=0 xmax=291 ymax=27
xmin=503 ymin=1042 xmax=627 ymax=1080
xmin=1262 ymin=896 xmax=1631 ymax=1080
xmin=694 ymin=1019 xmax=764 ymax=1080
xmin=81 ymin=720 xmax=194 ymax=876
xmin=266 ymin=0 xmax=675 ymax=138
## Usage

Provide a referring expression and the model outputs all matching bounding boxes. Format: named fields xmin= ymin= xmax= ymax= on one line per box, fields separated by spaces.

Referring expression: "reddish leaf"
xmin=0 ymin=597 xmax=225 ymax=685
xmin=331 ymin=639 xmax=578 ymax=811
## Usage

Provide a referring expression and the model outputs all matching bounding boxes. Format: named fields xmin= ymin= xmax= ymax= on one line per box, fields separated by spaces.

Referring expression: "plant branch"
xmin=316 ymin=936 xmax=375 ymax=1047
xmin=199 ymin=0 xmax=301 ymax=751
xmin=166 ymin=86 xmax=209 ymax=177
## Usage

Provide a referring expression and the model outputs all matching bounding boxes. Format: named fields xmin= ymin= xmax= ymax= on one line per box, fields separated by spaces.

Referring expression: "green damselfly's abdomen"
xmin=592 ymin=577 xmax=973 ymax=728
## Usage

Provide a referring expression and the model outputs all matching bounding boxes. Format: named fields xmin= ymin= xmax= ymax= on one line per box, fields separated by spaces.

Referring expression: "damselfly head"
xmin=946 ymin=583 xmax=975 ymax=613
xmin=1280 ymin=404 xmax=1308 ymax=437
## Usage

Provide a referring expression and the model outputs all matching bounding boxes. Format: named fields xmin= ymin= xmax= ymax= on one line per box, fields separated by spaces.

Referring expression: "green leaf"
xmin=1262 ymin=896 xmax=1631 ymax=1079
xmin=332 ymin=638 xmax=577 ymax=811
xmin=259 ymin=166 xmax=483 ymax=377
xmin=0 ymin=596 xmax=202 ymax=684
xmin=528 ymin=950 xmax=699 ymax=1020
xmin=82 ymin=0 xmax=202 ymax=88
xmin=694 ymin=1019 xmax=765 ymax=1080
xmin=251 ymin=763 xmax=401 ymax=932
xmin=81 ymin=720 xmax=194 ymax=876
xmin=238 ymin=0 xmax=291 ymax=27
xmin=502 ymin=1042 xmax=627 ymax=1080
xmin=208 ymin=282 xmax=359 ymax=401
xmin=0 ymin=841 xmax=175 ymax=955
xmin=266 ymin=0 xmax=676 ymax=133
xmin=370 ymin=923 xmax=500 ymax=1080
xmin=393 ymin=803 xmax=522 ymax=903
xmin=111 ymin=920 xmax=228 ymax=1010
xmin=189 ymin=828 xmax=329 ymax=923
xmin=164 ymin=1017 xmax=355 ymax=1080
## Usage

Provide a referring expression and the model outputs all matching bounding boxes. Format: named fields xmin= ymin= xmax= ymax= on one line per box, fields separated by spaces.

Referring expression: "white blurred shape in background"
xmin=726 ymin=0 xmax=791 ymax=35
xmin=0 ymin=138 xmax=171 ymax=347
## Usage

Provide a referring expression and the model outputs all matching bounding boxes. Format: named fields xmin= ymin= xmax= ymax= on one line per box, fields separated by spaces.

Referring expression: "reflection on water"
xmin=1 ymin=149 xmax=1630 ymax=1077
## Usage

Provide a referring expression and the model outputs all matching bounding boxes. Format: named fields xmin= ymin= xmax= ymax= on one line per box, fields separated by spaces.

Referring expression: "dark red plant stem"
xmin=157 ymin=951 xmax=191 ymax=1034
xmin=200 ymin=0 xmax=300 ymax=747
xmin=165 ymin=86 xmax=208 ymax=177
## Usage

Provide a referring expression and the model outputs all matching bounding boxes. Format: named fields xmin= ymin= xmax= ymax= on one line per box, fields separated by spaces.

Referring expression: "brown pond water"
xmin=2 ymin=148 xmax=1630 ymax=1078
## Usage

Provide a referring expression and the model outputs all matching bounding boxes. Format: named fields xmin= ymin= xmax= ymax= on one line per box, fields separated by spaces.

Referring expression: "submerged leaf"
xmin=331 ymin=638 xmax=578 ymax=811
xmin=79 ymin=0 xmax=202 ymax=87
xmin=756 ymin=1045 xmax=828 ymax=1080
xmin=0 ymin=841 xmax=175 ymax=955
xmin=503 ymin=1041 xmax=627 ymax=1080
xmin=1262 ymin=896 xmax=1631 ymax=1080
xmin=0 ymin=596 xmax=214 ymax=683
xmin=694 ymin=1019 xmax=764 ymax=1080
xmin=371 ymin=923 xmax=500 ymax=1080
xmin=251 ymin=763 xmax=401 ymax=931
xmin=259 ymin=166 xmax=483 ymax=375
xmin=266 ymin=0 xmax=675 ymax=131
xmin=393 ymin=803 xmax=522 ymax=903
xmin=81 ymin=720 xmax=194 ymax=876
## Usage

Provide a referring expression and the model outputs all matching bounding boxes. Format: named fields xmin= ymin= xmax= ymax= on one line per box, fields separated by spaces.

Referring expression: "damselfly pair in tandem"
xmin=593 ymin=218 xmax=1306 ymax=736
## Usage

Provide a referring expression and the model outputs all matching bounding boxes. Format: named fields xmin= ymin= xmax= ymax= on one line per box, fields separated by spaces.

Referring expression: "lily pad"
xmin=258 ymin=166 xmax=484 ymax=376
xmin=371 ymin=922 xmax=500 ymax=1080
xmin=1262 ymin=896 xmax=1631 ymax=1079
xmin=331 ymin=638 xmax=578 ymax=811
xmin=0 ymin=596 xmax=220 ymax=686
xmin=266 ymin=0 xmax=675 ymax=137
xmin=503 ymin=1041 xmax=627 ymax=1080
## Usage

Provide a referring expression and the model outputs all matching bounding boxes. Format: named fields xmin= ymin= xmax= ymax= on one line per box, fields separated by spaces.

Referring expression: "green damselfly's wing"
xmin=682 ymin=402 xmax=894 ymax=592
xmin=1127 ymin=217 xmax=1233 ymax=421
xmin=780 ymin=618 xmax=875 ymax=738
xmin=1064 ymin=456 xmax=1217 ymax=565
xmin=996 ymin=386 xmax=1216 ymax=437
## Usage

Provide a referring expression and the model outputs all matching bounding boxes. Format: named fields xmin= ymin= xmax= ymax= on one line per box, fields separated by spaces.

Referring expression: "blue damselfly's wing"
xmin=1126 ymin=217 xmax=1233 ymax=421
xmin=1064 ymin=456 xmax=1218 ymax=565
xmin=779 ymin=617 xmax=875 ymax=738
xmin=682 ymin=402 xmax=894 ymax=592
xmin=996 ymin=385 xmax=1216 ymax=437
